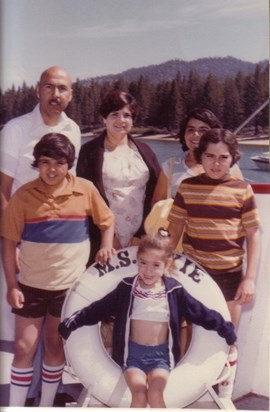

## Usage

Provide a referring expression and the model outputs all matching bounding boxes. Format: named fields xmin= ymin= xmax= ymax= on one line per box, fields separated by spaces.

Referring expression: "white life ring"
xmin=61 ymin=246 xmax=231 ymax=408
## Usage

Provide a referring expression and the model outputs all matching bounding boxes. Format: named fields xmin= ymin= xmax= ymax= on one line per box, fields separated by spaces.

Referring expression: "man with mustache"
xmin=0 ymin=66 xmax=81 ymax=406
xmin=0 ymin=66 xmax=81 ymax=203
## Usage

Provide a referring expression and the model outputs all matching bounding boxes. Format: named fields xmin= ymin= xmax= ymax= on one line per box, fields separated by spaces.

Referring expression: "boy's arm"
xmin=0 ymin=172 xmax=13 ymax=212
xmin=168 ymin=221 xmax=185 ymax=250
xmin=234 ymin=227 xmax=260 ymax=304
xmin=95 ymin=223 xmax=115 ymax=263
xmin=167 ymin=189 xmax=187 ymax=249
xmin=87 ymin=182 xmax=115 ymax=263
xmin=1 ymin=238 xmax=24 ymax=309
xmin=151 ymin=170 xmax=168 ymax=204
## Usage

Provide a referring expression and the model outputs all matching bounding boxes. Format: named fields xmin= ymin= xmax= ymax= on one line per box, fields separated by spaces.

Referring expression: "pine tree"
xmin=201 ymin=74 xmax=223 ymax=119
xmin=167 ymin=79 xmax=184 ymax=131
xmin=223 ymin=78 xmax=242 ymax=130
xmin=65 ymin=79 xmax=82 ymax=127
xmin=184 ymin=70 xmax=203 ymax=113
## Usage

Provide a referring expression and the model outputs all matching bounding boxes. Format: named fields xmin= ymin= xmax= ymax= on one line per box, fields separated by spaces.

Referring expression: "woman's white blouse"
xmin=162 ymin=153 xmax=197 ymax=198
xmin=103 ymin=142 xmax=149 ymax=247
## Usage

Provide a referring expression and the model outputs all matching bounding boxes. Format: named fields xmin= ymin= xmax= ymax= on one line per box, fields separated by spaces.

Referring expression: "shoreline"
xmin=136 ymin=134 xmax=269 ymax=146
xmin=236 ymin=139 xmax=269 ymax=146
xmin=82 ymin=133 xmax=269 ymax=146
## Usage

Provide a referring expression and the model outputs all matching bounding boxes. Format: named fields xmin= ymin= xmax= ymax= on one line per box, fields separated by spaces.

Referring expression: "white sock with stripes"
xmin=39 ymin=362 xmax=65 ymax=406
xmin=9 ymin=365 xmax=33 ymax=406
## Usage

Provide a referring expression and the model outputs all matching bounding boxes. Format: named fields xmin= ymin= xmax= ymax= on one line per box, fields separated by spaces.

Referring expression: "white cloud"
xmin=44 ymin=18 xmax=185 ymax=41
xmin=174 ymin=0 xmax=268 ymax=21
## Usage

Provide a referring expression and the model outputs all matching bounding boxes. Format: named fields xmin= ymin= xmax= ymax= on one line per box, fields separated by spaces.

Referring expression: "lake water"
xmin=139 ymin=138 xmax=269 ymax=184
xmin=82 ymin=136 xmax=269 ymax=183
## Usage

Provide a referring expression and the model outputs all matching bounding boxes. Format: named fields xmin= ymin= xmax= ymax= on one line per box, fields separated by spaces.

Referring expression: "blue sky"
xmin=1 ymin=0 xmax=269 ymax=90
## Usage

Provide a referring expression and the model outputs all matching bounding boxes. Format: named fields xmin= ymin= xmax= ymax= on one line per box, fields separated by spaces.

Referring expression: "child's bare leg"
xmin=10 ymin=316 xmax=43 ymax=405
xmin=13 ymin=315 xmax=43 ymax=367
xmin=227 ymin=300 xmax=242 ymax=328
xmin=147 ymin=368 xmax=169 ymax=408
xmin=218 ymin=300 xmax=241 ymax=399
xmin=124 ymin=368 xmax=148 ymax=407
xmin=39 ymin=314 xmax=65 ymax=406
xmin=43 ymin=314 xmax=65 ymax=365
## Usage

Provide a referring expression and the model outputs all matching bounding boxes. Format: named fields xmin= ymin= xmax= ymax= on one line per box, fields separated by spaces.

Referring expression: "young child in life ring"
xmin=59 ymin=229 xmax=237 ymax=408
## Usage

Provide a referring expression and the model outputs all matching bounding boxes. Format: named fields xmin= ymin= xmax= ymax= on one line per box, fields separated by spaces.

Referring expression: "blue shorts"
xmin=123 ymin=340 xmax=170 ymax=373
xmin=12 ymin=282 xmax=68 ymax=318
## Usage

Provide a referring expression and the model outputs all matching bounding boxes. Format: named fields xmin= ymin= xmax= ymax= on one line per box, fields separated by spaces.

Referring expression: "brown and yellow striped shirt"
xmin=168 ymin=173 xmax=260 ymax=274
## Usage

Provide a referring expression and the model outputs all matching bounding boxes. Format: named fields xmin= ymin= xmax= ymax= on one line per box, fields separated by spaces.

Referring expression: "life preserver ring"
xmin=61 ymin=247 xmax=231 ymax=408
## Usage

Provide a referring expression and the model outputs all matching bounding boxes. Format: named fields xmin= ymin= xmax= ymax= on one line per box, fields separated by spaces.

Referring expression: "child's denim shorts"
xmin=123 ymin=340 xmax=170 ymax=373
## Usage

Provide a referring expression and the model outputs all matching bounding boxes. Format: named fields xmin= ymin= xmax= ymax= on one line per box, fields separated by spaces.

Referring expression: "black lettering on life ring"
xmin=174 ymin=254 xmax=203 ymax=283
xmin=188 ymin=268 xmax=203 ymax=284
xmin=93 ymin=250 xmax=133 ymax=277
xmin=93 ymin=260 xmax=116 ymax=277
xmin=117 ymin=250 xmax=132 ymax=267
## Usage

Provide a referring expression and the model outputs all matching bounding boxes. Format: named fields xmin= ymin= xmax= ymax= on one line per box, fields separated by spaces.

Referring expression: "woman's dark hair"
xmin=32 ymin=133 xmax=76 ymax=169
xmin=179 ymin=108 xmax=223 ymax=151
xmin=195 ymin=128 xmax=241 ymax=166
xmin=99 ymin=90 xmax=138 ymax=119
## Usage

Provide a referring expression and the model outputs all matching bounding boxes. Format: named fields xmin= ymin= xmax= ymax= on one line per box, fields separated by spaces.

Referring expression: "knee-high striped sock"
xmin=218 ymin=349 xmax=238 ymax=399
xmin=9 ymin=366 xmax=33 ymax=406
xmin=39 ymin=362 xmax=65 ymax=406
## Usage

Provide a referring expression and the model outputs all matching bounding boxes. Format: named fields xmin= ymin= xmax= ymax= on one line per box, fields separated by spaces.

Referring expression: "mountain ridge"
xmin=82 ymin=56 xmax=268 ymax=85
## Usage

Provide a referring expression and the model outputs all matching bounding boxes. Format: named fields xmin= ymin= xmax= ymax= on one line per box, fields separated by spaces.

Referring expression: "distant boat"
xmin=250 ymin=152 xmax=270 ymax=171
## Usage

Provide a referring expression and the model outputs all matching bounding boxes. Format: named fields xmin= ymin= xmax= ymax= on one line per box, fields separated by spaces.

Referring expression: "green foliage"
xmin=1 ymin=60 xmax=268 ymax=133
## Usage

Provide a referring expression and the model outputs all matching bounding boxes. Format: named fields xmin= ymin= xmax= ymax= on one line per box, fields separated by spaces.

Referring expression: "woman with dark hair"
xmin=152 ymin=108 xmax=243 ymax=203
xmin=76 ymin=90 xmax=160 ymax=262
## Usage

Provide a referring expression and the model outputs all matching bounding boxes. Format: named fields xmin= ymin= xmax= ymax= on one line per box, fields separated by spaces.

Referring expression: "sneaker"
xmin=53 ymin=392 xmax=76 ymax=407
xmin=25 ymin=397 xmax=36 ymax=407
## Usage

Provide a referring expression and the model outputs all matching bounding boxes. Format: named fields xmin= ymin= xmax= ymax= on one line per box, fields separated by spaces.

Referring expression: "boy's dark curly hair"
xmin=32 ymin=133 xmax=75 ymax=169
xmin=195 ymin=128 xmax=241 ymax=166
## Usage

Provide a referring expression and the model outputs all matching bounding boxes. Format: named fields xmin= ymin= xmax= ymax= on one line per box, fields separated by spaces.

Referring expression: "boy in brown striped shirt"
xmin=168 ymin=129 xmax=260 ymax=400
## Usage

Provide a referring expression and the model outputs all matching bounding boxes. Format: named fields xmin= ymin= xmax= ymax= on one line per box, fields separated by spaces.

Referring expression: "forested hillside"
xmin=85 ymin=56 xmax=267 ymax=84
xmin=1 ymin=57 xmax=268 ymax=133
